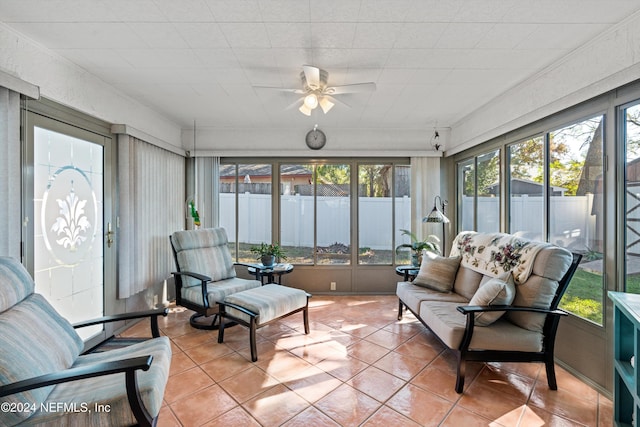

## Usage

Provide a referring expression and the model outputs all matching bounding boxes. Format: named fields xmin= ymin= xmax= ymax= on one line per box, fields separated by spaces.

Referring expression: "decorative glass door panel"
xmin=33 ymin=126 xmax=104 ymax=340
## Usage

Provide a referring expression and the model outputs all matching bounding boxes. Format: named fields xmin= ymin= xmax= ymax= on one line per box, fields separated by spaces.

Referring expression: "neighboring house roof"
xmin=220 ymin=164 xmax=312 ymax=178
xmin=487 ymin=178 xmax=567 ymax=196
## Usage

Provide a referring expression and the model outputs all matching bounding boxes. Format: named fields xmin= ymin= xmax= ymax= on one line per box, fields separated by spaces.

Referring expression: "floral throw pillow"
xmin=412 ymin=251 xmax=461 ymax=292
xmin=468 ymin=272 xmax=516 ymax=326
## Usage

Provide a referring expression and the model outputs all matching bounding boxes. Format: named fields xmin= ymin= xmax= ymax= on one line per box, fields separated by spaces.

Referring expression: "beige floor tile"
xmin=218 ymin=365 xmax=278 ymax=403
xmin=283 ymin=365 xmax=343 ymax=403
xmin=361 ymin=405 xmax=422 ymax=426
xmin=281 ymin=406 xmax=341 ymax=427
xmin=373 ymin=350 xmax=429 ymax=381
xmin=169 ymin=384 xmax=237 ymax=426
xmin=386 ymin=383 xmax=454 ymax=425
xmin=242 ymin=384 xmax=310 ymax=426
xmin=347 ymin=366 xmax=406 ymax=402
xmin=314 ymin=383 xmax=382 ymax=426
xmin=200 ymin=406 xmax=261 ymax=427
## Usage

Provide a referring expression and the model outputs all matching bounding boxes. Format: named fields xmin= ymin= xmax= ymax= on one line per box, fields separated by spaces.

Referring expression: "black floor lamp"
xmin=423 ymin=195 xmax=450 ymax=255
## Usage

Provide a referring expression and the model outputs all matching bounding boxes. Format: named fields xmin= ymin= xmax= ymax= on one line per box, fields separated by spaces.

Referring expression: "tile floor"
xmin=123 ymin=295 xmax=613 ymax=427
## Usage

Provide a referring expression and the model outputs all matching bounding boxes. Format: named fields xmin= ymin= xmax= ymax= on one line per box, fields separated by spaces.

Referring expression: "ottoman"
xmin=217 ymin=284 xmax=311 ymax=361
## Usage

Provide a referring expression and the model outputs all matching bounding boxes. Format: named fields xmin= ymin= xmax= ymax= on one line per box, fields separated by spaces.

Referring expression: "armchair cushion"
xmin=0 ymin=294 xmax=84 ymax=426
xmin=181 ymin=277 xmax=263 ymax=307
xmin=0 ymin=257 xmax=35 ymax=312
xmin=171 ymin=229 xmax=237 ymax=285
xmin=412 ymin=252 xmax=461 ymax=292
xmin=468 ymin=273 xmax=516 ymax=326
xmin=26 ymin=337 xmax=171 ymax=426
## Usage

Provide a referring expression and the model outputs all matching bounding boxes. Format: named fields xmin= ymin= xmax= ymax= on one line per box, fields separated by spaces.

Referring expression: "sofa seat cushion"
xmin=397 ymin=281 xmax=468 ymax=316
xmin=468 ymin=273 xmax=516 ymax=326
xmin=24 ymin=337 xmax=172 ymax=426
xmin=181 ymin=277 xmax=261 ymax=307
xmin=412 ymin=252 xmax=462 ymax=292
xmin=0 ymin=294 xmax=84 ymax=426
xmin=420 ymin=301 xmax=543 ymax=352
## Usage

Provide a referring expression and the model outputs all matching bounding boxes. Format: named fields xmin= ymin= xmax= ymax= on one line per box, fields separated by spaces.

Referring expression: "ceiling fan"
xmin=259 ymin=65 xmax=376 ymax=116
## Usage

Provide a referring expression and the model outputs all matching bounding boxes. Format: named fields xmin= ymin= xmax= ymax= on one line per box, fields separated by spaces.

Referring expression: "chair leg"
xmin=217 ymin=316 xmax=225 ymax=344
xmin=250 ymin=319 xmax=258 ymax=362
xmin=455 ymin=352 xmax=466 ymax=394
xmin=397 ymin=299 xmax=403 ymax=320
xmin=303 ymin=306 xmax=309 ymax=334
xmin=545 ymin=357 xmax=558 ymax=390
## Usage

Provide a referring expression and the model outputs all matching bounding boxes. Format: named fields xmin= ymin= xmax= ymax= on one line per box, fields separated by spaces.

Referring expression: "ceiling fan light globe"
xmin=304 ymin=93 xmax=318 ymax=109
xmin=299 ymin=104 xmax=312 ymax=116
xmin=319 ymin=97 xmax=335 ymax=114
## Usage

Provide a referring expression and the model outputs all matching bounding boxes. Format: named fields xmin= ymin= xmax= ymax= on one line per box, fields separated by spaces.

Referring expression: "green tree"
xmin=359 ymin=165 xmax=391 ymax=197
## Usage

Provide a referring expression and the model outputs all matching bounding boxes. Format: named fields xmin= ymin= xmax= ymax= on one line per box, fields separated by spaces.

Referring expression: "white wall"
xmin=449 ymin=11 xmax=640 ymax=155
xmin=0 ymin=24 xmax=183 ymax=150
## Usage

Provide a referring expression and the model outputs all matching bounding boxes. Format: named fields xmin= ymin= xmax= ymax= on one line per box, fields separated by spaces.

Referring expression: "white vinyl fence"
xmin=220 ymin=193 xmax=596 ymax=250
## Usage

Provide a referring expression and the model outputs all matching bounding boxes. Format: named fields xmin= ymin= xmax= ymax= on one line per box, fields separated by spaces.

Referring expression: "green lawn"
xmin=560 ymin=268 xmax=640 ymax=324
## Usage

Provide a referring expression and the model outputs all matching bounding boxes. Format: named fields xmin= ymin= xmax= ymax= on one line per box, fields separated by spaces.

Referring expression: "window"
xmin=624 ymin=102 xmax=640 ymax=293
xmin=219 ymin=163 xmax=272 ymax=263
xmin=508 ymin=136 xmax=544 ymax=240
xmin=221 ymin=158 xmax=410 ymax=268
xmin=458 ymin=116 xmax=604 ymax=324
xmin=551 ymin=115 xmax=603 ymax=324
xmin=358 ymin=164 xmax=392 ymax=264
xmin=457 ymin=150 xmax=500 ymax=233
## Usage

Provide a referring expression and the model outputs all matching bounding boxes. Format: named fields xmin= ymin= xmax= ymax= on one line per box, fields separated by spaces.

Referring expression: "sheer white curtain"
xmin=411 ymin=157 xmax=443 ymax=249
xmin=118 ymin=135 xmax=185 ymax=298
xmin=0 ymin=87 xmax=22 ymax=259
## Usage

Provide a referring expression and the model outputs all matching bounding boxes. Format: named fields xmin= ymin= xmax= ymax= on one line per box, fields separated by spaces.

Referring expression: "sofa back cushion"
xmin=171 ymin=228 xmax=237 ymax=287
xmin=468 ymin=273 xmax=516 ymax=326
xmin=452 ymin=267 xmax=483 ymax=300
xmin=412 ymin=252 xmax=461 ymax=292
xmin=0 ymin=294 xmax=84 ymax=426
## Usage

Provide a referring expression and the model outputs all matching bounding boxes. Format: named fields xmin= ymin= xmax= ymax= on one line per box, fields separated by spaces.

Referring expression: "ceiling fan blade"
xmin=284 ymin=97 xmax=304 ymax=110
xmin=302 ymin=65 xmax=321 ymax=90
xmin=324 ymin=95 xmax=350 ymax=109
xmin=253 ymin=85 xmax=305 ymax=94
xmin=325 ymin=82 xmax=376 ymax=95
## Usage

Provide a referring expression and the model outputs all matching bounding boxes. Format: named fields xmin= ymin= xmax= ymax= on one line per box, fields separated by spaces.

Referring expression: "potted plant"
xmin=396 ymin=229 xmax=440 ymax=266
xmin=250 ymin=242 xmax=287 ymax=267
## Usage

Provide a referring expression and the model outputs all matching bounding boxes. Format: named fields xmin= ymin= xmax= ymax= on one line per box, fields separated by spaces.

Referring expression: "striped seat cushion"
xmin=22 ymin=337 xmax=172 ymax=426
xmin=0 ymin=294 xmax=84 ymax=426
xmin=224 ymin=284 xmax=307 ymax=325
xmin=0 ymin=257 xmax=35 ymax=312
xmin=181 ymin=277 xmax=261 ymax=306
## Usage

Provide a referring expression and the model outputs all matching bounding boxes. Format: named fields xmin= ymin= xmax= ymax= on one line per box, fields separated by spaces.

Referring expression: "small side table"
xmin=247 ymin=263 xmax=294 ymax=285
xmin=395 ymin=265 xmax=419 ymax=281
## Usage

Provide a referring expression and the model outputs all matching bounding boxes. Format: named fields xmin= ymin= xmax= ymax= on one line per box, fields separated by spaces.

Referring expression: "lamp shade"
xmin=423 ymin=207 xmax=449 ymax=223
xmin=422 ymin=195 xmax=450 ymax=224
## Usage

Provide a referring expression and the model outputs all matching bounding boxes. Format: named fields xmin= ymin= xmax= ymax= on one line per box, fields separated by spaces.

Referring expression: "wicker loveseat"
xmin=397 ymin=231 xmax=581 ymax=393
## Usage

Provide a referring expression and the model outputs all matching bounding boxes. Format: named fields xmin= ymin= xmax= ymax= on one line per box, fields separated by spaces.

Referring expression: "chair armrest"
xmin=171 ymin=270 xmax=212 ymax=282
xmin=0 ymin=356 xmax=152 ymax=398
xmin=72 ymin=308 xmax=169 ymax=338
xmin=457 ymin=305 xmax=568 ymax=316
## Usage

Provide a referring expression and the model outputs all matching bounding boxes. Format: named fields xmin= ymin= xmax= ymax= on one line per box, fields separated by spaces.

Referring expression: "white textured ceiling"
xmin=1 ymin=0 xmax=639 ymax=134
